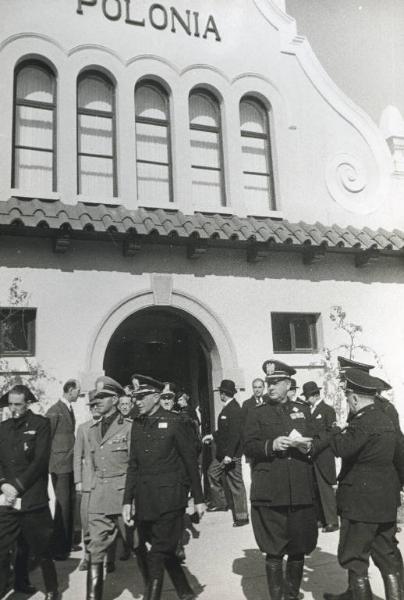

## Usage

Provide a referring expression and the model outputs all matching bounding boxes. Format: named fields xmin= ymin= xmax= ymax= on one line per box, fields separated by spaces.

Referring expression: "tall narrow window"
xmin=77 ymin=72 xmax=117 ymax=197
xmin=135 ymin=82 xmax=172 ymax=203
xmin=12 ymin=62 xmax=56 ymax=192
xmin=189 ymin=90 xmax=225 ymax=207
xmin=240 ymin=97 xmax=275 ymax=212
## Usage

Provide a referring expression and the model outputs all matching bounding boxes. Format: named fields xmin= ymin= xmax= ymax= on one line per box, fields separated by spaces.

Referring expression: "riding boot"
xmin=165 ymin=555 xmax=195 ymax=600
xmin=40 ymin=558 xmax=59 ymax=600
xmin=14 ymin=540 xmax=36 ymax=594
xmin=383 ymin=573 xmax=403 ymax=600
xmin=135 ymin=545 xmax=149 ymax=586
xmin=145 ymin=574 xmax=164 ymax=600
xmin=86 ymin=562 xmax=104 ymax=600
xmin=350 ymin=572 xmax=373 ymax=600
xmin=265 ymin=557 xmax=283 ymax=600
xmin=284 ymin=559 xmax=304 ymax=600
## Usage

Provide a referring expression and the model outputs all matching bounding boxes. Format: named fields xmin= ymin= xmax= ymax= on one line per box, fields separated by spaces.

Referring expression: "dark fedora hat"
xmin=302 ymin=381 xmax=322 ymax=398
xmin=214 ymin=379 xmax=237 ymax=396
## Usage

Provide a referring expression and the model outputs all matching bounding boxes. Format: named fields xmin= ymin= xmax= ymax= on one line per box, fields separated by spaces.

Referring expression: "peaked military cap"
xmin=132 ymin=374 xmax=164 ymax=398
xmin=337 ymin=356 xmax=375 ymax=373
xmin=94 ymin=376 xmax=124 ymax=399
xmin=262 ymin=359 xmax=296 ymax=379
xmin=371 ymin=376 xmax=392 ymax=392
xmin=342 ymin=368 xmax=379 ymax=395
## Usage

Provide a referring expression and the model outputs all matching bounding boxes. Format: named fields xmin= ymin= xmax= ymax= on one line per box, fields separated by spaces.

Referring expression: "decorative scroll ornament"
xmin=325 ymin=153 xmax=380 ymax=215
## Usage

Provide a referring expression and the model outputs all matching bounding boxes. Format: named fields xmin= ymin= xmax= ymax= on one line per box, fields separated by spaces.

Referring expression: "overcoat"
xmin=244 ymin=399 xmax=315 ymax=506
xmin=73 ymin=419 xmax=94 ymax=492
xmin=311 ymin=400 xmax=337 ymax=485
xmin=0 ymin=410 xmax=50 ymax=511
xmin=214 ymin=398 xmax=243 ymax=461
xmin=123 ymin=407 xmax=203 ymax=521
xmin=88 ymin=413 xmax=132 ymax=515
xmin=314 ymin=404 xmax=404 ymax=523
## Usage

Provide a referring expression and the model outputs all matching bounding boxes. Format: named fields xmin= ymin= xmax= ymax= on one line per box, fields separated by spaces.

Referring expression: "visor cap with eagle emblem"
xmin=91 ymin=376 xmax=125 ymax=401
xmin=262 ymin=359 xmax=296 ymax=380
xmin=342 ymin=368 xmax=383 ymax=396
xmin=337 ymin=357 xmax=391 ymax=392
xmin=131 ymin=375 xmax=164 ymax=398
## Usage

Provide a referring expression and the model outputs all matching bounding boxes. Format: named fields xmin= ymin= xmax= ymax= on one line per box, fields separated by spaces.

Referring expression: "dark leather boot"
xmin=14 ymin=537 xmax=36 ymax=594
xmin=165 ymin=556 xmax=195 ymax=600
xmin=86 ymin=562 xmax=104 ymax=600
xmin=265 ymin=557 xmax=283 ymax=600
xmin=145 ymin=575 xmax=164 ymax=600
xmin=350 ymin=573 xmax=373 ymax=600
xmin=0 ymin=554 xmax=11 ymax=600
xmin=40 ymin=558 xmax=59 ymax=598
xmin=285 ymin=559 xmax=304 ymax=600
xmin=383 ymin=573 xmax=403 ymax=600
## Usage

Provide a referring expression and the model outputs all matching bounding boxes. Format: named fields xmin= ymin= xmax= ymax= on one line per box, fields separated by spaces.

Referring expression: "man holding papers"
xmin=244 ymin=359 xmax=316 ymax=600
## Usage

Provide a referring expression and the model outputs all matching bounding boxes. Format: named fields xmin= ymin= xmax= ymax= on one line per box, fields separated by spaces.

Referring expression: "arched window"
xmin=12 ymin=61 xmax=56 ymax=192
xmin=189 ymin=90 xmax=225 ymax=207
xmin=135 ymin=82 xmax=172 ymax=203
xmin=240 ymin=97 xmax=275 ymax=211
xmin=77 ymin=72 xmax=117 ymax=197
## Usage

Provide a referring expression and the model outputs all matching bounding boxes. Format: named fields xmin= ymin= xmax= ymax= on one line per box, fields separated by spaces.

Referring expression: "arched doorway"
xmin=102 ymin=306 xmax=214 ymax=436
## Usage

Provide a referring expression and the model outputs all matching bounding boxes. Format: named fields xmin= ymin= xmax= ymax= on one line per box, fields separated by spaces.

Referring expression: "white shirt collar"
xmin=61 ymin=397 xmax=72 ymax=411
xmin=311 ymin=398 xmax=322 ymax=413
xmin=224 ymin=396 xmax=234 ymax=406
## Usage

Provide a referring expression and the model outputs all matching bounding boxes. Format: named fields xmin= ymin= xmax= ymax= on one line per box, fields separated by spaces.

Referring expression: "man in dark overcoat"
xmin=302 ymin=380 xmax=338 ymax=532
xmin=244 ymin=359 xmax=317 ymax=600
xmin=46 ymin=378 xmax=80 ymax=559
xmin=0 ymin=385 xmax=59 ymax=599
xmin=203 ymin=379 xmax=249 ymax=526
xmin=241 ymin=378 xmax=266 ymax=421
xmin=122 ymin=376 xmax=205 ymax=600
xmin=315 ymin=368 xmax=404 ymax=600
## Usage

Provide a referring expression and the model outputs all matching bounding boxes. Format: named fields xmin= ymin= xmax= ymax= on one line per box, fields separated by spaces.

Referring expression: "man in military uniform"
xmin=316 ymin=368 xmax=404 ymax=600
xmin=244 ymin=359 xmax=317 ymax=600
xmin=86 ymin=377 xmax=132 ymax=600
xmin=0 ymin=385 xmax=59 ymax=599
xmin=122 ymin=375 xmax=206 ymax=600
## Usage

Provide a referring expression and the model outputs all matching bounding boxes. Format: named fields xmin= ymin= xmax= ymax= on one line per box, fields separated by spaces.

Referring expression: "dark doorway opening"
xmin=103 ymin=307 xmax=214 ymax=438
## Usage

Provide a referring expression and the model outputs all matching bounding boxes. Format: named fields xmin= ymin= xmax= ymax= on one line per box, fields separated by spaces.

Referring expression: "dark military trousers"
xmin=251 ymin=504 xmax=318 ymax=557
xmin=0 ymin=506 xmax=58 ymax=595
xmin=208 ymin=458 xmax=249 ymax=521
xmin=138 ymin=509 xmax=184 ymax=580
xmin=338 ymin=518 xmax=402 ymax=576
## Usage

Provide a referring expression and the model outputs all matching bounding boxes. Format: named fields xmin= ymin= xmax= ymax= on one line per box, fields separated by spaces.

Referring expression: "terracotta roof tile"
xmin=0 ymin=197 xmax=403 ymax=256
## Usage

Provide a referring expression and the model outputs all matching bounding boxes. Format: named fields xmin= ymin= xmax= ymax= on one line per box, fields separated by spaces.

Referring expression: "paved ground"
xmin=5 ymin=509 xmax=400 ymax=600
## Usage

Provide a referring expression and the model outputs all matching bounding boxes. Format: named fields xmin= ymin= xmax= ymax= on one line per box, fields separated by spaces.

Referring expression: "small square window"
xmin=0 ymin=308 xmax=36 ymax=356
xmin=271 ymin=312 xmax=319 ymax=353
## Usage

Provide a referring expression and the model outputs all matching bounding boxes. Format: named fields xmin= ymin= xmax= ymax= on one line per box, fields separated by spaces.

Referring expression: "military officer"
xmin=0 ymin=384 xmax=59 ymax=599
xmin=244 ymin=359 xmax=317 ymax=600
xmin=86 ymin=377 xmax=132 ymax=600
xmin=315 ymin=368 xmax=404 ymax=600
xmin=122 ymin=376 xmax=206 ymax=600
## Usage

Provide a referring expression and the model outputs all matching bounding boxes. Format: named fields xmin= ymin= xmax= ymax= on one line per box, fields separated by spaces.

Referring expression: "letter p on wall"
xmin=77 ymin=0 xmax=97 ymax=14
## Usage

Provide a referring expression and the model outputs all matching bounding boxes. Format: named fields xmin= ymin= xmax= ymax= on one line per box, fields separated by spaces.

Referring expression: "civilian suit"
xmin=302 ymin=381 xmax=338 ymax=532
xmin=204 ymin=379 xmax=249 ymax=527
xmin=47 ymin=379 xmax=80 ymax=559
xmin=241 ymin=378 xmax=266 ymax=423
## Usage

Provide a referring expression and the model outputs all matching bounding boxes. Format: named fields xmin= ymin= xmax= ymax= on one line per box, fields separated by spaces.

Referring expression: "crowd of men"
xmin=0 ymin=355 xmax=403 ymax=600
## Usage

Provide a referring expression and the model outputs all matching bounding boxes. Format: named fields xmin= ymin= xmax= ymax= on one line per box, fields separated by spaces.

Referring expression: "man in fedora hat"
xmin=0 ymin=384 xmax=59 ymax=599
xmin=302 ymin=381 xmax=338 ymax=533
xmin=122 ymin=375 xmax=205 ymax=600
xmin=314 ymin=368 xmax=404 ymax=600
xmin=244 ymin=360 xmax=317 ymax=600
xmin=203 ymin=379 xmax=249 ymax=527
xmin=86 ymin=376 xmax=132 ymax=600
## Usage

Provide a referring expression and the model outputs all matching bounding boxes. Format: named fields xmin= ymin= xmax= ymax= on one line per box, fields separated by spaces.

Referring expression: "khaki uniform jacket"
xmin=73 ymin=419 xmax=94 ymax=492
xmin=46 ymin=399 xmax=75 ymax=474
xmin=88 ymin=413 xmax=132 ymax=515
